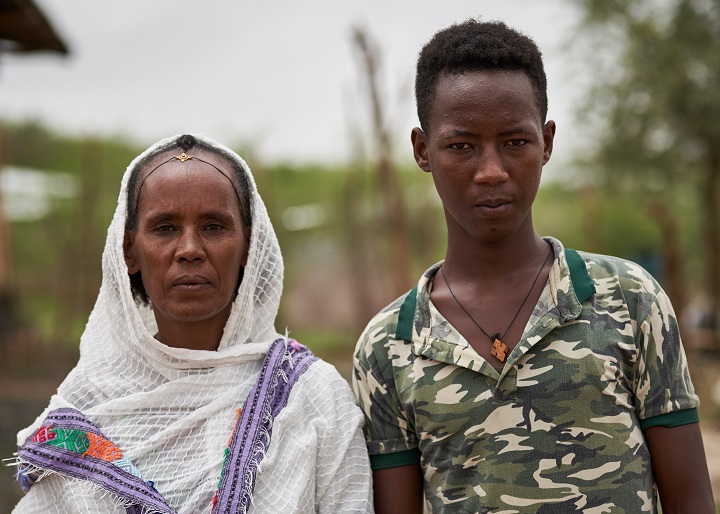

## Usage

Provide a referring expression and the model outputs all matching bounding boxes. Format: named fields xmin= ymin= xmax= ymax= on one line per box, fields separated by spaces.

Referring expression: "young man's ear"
xmin=542 ymin=120 xmax=556 ymax=165
xmin=123 ymin=230 xmax=140 ymax=274
xmin=411 ymin=127 xmax=432 ymax=173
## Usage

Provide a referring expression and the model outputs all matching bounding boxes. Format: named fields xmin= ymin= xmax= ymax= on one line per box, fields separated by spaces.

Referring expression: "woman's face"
xmin=124 ymin=151 xmax=250 ymax=342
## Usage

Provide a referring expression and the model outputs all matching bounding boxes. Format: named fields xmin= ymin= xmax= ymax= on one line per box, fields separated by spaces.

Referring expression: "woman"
xmin=12 ymin=134 xmax=373 ymax=513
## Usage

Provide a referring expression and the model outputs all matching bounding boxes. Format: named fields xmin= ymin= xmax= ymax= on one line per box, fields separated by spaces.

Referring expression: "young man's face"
xmin=412 ymin=69 xmax=555 ymax=246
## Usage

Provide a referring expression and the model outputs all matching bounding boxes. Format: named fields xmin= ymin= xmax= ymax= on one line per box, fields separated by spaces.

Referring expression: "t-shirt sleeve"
xmin=633 ymin=280 xmax=700 ymax=429
xmin=352 ymin=319 xmax=420 ymax=469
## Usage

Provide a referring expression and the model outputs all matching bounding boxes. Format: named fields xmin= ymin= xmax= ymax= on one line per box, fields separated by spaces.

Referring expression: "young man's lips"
xmin=476 ymin=197 xmax=511 ymax=207
xmin=476 ymin=199 xmax=511 ymax=214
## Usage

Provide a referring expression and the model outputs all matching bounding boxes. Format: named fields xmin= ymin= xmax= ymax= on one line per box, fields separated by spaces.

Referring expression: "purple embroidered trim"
xmin=271 ymin=340 xmax=317 ymax=418
xmin=17 ymin=408 xmax=177 ymax=514
xmin=212 ymin=338 xmax=317 ymax=514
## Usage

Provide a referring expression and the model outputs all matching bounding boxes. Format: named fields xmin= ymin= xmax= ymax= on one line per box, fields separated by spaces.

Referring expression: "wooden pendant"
xmin=491 ymin=337 xmax=509 ymax=362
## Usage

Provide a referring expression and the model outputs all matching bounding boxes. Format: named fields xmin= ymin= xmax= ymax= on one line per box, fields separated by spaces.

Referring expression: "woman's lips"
xmin=172 ymin=276 xmax=211 ymax=291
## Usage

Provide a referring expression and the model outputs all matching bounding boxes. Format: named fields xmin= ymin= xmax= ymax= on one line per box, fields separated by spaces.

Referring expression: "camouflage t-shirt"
xmin=352 ymin=237 xmax=699 ymax=514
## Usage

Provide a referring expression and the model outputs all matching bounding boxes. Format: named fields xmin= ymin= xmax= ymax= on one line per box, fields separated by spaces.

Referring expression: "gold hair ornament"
xmin=134 ymin=151 xmax=242 ymax=204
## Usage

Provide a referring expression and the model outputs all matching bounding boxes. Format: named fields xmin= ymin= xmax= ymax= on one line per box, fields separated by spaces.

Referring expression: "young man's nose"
xmin=473 ymin=147 xmax=508 ymax=186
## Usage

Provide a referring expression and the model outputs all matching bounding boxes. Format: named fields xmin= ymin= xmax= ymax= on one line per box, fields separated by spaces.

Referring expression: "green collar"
xmin=396 ymin=248 xmax=595 ymax=342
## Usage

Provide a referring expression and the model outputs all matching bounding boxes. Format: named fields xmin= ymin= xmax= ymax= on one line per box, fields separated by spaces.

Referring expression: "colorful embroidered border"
xmin=211 ymin=338 xmax=317 ymax=514
xmin=17 ymin=408 xmax=176 ymax=514
xmin=17 ymin=339 xmax=317 ymax=514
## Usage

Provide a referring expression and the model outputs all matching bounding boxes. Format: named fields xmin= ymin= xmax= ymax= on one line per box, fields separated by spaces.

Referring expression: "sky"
xmin=0 ymin=1 xmax=581 ymax=178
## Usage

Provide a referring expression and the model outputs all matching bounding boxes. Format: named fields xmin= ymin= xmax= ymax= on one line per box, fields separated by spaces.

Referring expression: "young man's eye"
xmin=449 ymin=143 xmax=472 ymax=150
xmin=506 ymin=139 xmax=528 ymax=147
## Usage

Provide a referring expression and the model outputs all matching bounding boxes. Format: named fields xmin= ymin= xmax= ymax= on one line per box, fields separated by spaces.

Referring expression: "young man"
xmin=352 ymin=19 xmax=715 ymax=513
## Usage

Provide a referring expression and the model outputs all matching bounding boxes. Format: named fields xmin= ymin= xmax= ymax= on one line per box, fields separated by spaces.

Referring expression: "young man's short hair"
xmin=415 ymin=19 xmax=548 ymax=131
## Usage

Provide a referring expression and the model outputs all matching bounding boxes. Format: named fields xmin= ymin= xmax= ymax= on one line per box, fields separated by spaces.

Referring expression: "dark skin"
xmin=372 ymin=69 xmax=715 ymax=513
xmin=418 ymin=70 xmax=555 ymax=372
xmin=124 ymin=150 xmax=251 ymax=351
xmin=645 ymin=423 xmax=715 ymax=513
xmin=373 ymin=465 xmax=424 ymax=514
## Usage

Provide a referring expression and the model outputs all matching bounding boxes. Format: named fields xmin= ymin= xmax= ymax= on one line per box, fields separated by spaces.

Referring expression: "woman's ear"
xmin=124 ymin=230 xmax=140 ymax=274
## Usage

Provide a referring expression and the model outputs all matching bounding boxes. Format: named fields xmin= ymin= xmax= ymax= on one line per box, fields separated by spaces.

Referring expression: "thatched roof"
xmin=0 ymin=0 xmax=68 ymax=54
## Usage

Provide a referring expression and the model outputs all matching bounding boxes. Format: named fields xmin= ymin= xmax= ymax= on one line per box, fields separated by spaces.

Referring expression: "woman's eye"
xmin=205 ymin=223 xmax=224 ymax=231
xmin=154 ymin=224 xmax=175 ymax=232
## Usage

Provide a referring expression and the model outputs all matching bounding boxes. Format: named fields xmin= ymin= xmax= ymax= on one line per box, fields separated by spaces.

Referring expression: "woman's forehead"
xmin=136 ymin=148 xmax=241 ymax=193
xmin=142 ymin=161 xmax=233 ymax=189
xmin=136 ymin=166 xmax=243 ymax=218
xmin=134 ymin=149 xmax=244 ymax=215
xmin=138 ymin=147 xmax=234 ymax=178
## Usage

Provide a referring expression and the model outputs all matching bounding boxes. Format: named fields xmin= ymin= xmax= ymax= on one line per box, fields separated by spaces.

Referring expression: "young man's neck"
xmin=442 ymin=227 xmax=549 ymax=283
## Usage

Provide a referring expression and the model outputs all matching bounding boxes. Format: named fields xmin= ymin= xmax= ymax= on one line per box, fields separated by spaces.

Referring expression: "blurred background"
xmin=1 ymin=0 xmax=719 ymax=510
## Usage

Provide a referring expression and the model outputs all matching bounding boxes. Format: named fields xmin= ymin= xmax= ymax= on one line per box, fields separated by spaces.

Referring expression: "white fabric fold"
xmin=13 ymin=134 xmax=373 ymax=513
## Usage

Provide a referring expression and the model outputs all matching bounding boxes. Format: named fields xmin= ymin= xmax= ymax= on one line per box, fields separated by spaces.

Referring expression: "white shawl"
xmin=13 ymin=134 xmax=373 ymax=513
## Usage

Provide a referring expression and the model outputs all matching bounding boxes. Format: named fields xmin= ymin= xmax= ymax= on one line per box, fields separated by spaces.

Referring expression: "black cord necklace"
xmin=439 ymin=247 xmax=552 ymax=363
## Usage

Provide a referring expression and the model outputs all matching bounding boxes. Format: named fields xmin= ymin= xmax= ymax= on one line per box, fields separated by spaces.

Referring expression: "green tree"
xmin=573 ymin=0 xmax=720 ymax=347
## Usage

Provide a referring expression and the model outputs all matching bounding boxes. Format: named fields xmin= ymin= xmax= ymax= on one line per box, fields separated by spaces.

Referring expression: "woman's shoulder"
xmin=297 ymin=356 xmax=353 ymax=395
xmin=285 ymin=354 xmax=361 ymax=421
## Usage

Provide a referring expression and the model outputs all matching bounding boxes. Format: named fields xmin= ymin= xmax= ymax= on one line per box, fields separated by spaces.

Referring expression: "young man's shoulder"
xmin=575 ymin=248 xmax=649 ymax=273
xmin=568 ymin=247 xmax=676 ymax=328
xmin=354 ymin=289 xmax=412 ymax=351
xmin=574 ymin=248 xmax=667 ymax=296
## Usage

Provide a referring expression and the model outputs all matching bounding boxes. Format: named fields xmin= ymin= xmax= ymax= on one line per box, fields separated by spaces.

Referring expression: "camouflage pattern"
xmin=352 ymin=237 xmax=699 ymax=514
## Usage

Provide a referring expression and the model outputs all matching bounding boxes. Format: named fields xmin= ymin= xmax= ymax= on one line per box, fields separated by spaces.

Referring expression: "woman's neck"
xmin=153 ymin=306 xmax=231 ymax=351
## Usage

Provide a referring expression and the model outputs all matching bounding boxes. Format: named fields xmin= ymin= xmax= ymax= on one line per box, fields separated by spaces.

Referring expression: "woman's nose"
xmin=175 ymin=229 xmax=205 ymax=262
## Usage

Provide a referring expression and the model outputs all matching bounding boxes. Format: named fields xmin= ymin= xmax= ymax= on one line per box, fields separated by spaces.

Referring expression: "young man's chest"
xmin=392 ymin=314 xmax=655 ymax=512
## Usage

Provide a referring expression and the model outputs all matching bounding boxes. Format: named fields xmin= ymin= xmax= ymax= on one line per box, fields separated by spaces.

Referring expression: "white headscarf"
xmin=17 ymin=134 xmax=297 ymax=510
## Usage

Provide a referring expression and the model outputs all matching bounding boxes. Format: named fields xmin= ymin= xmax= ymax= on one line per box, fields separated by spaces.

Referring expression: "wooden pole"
xmin=352 ymin=26 xmax=414 ymax=296
xmin=0 ymin=121 xmax=10 ymax=288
